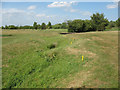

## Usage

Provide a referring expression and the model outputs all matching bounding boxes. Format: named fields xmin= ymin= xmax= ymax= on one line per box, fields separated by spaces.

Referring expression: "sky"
xmin=0 ymin=1 xmax=119 ymax=26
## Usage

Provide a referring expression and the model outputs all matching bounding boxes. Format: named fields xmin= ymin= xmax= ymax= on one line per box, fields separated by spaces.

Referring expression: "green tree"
xmin=91 ymin=13 xmax=109 ymax=31
xmin=37 ymin=24 xmax=41 ymax=29
xmin=84 ymin=20 xmax=93 ymax=32
xmin=8 ymin=25 xmax=17 ymax=29
xmin=5 ymin=25 xmax=9 ymax=29
xmin=116 ymin=18 xmax=120 ymax=27
xmin=106 ymin=21 xmax=116 ymax=29
xmin=61 ymin=22 xmax=68 ymax=29
xmin=52 ymin=24 xmax=62 ymax=29
xmin=47 ymin=21 xmax=52 ymax=29
xmin=1 ymin=26 xmax=5 ymax=29
xmin=33 ymin=22 xmax=38 ymax=30
xmin=68 ymin=19 xmax=85 ymax=32
xmin=41 ymin=23 xmax=46 ymax=30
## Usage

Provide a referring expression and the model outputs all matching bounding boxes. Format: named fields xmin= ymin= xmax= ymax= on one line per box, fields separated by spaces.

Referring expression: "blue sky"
xmin=1 ymin=1 xmax=118 ymax=26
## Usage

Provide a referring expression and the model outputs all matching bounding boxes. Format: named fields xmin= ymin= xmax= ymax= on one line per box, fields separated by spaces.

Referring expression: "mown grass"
xmin=2 ymin=29 xmax=118 ymax=88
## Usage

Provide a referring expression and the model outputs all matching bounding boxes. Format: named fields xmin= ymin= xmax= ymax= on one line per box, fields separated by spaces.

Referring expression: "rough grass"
xmin=2 ymin=29 xmax=118 ymax=88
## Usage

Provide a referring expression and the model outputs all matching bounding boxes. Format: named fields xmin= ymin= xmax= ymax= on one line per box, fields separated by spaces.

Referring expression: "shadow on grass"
xmin=59 ymin=32 xmax=86 ymax=35
xmin=59 ymin=30 xmax=104 ymax=35
xmin=0 ymin=34 xmax=12 ymax=37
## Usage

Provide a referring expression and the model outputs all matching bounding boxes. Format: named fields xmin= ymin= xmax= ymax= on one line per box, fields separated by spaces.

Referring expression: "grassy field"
xmin=2 ymin=29 xmax=118 ymax=88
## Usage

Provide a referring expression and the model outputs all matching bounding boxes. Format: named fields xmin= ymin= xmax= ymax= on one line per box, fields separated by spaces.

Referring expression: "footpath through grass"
xmin=2 ymin=29 xmax=118 ymax=88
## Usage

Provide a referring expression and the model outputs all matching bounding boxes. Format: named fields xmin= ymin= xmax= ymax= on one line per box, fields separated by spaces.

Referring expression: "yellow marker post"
xmin=71 ymin=41 xmax=72 ymax=44
xmin=82 ymin=56 xmax=84 ymax=61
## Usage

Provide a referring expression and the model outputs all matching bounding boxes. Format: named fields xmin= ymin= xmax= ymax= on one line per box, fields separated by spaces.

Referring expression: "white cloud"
xmin=36 ymin=14 xmax=46 ymax=17
xmin=47 ymin=1 xmax=91 ymax=16
xmin=64 ymin=7 xmax=78 ymax=13
xmin=80 ymin=11 xmax=92 ymax=16
xmin=48 ymin=1 xmax=76 ymax=8
xmin=2 ymin=8 xmax=25 ymax=14
xmin=70 ymin=9 xmax=77 ymax=12
xmin=27 ymin=5 xmax=36 ymax=10
xmin=106 ymin=4 xmax=118 ymax=9
xmin=106 ymin=0 xmax=119 ymax=9
xmin=1 ymin=8 xmax=37 ymax=25
xmin=113 ymin=0 xmax=119 ymax=2
xmin=36 ymin=14 xmax=56 ymax=18
xmin=1 ymin=8 xmax=59 ymax=25
xmin=48 ymin=1 xmax=79 ymax=14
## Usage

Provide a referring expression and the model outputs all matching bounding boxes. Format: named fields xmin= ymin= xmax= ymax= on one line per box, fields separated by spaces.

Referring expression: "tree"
xmin=33 ymin=22 xmax=38 ymax=30
xmin=5 ymin=25 xmax=9 ymax=29
xmin=61 ymin=22 xmax=68 ymax=29
xmin=91 ymin=13 xmax=109 ymax=31
xmin=68 ymin=19 xmax=85 ymax=32
xmin=67 ymin=20 xmax=74 ymax=32
xmin=47 ymin=21 xmax=52 ymax=29
xmin=41 ymin=23 xmax=46 ymax=30
xmin=8 ymin=25 xmax=17 ymax=29
xmin=116 ymin=18 xmax=120 ymax=27
xmin=84 ymin=20 xmax=93 ymax=32
xmin=37 ymin=24 xmax=41 ymax=29
xmin=1 ymin=26 xmax=5 ymax=29
xmin=106 ymin=21 xmax=116 ymax=29
xmin=52 ymin=24 xmax=62 ymax=29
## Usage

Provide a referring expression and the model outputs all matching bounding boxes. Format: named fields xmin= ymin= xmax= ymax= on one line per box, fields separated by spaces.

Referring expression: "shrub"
xmin=68 ymin=19 xmax=86 ymax=32
xmin=52 ymin=24 xmax=62 ymax=29
xmin=47 ymin=43 xmax=57 ymax=49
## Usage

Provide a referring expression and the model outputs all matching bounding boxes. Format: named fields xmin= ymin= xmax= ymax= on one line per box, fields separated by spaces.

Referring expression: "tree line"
xmin=1 ymin=21 xmax=68 ymax=30
xmin=1 ymin=13 xmax=120 ymax=32
xmin=68 ymin=13 xmax=120 ymax=32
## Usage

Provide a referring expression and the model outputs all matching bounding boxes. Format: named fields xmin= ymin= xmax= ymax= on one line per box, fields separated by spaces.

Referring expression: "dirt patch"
xmin=66 ymin=47 xmax=96 ymax=58
xmin=91 ymin=36 xmax=103 ymax=41
xmin=86 ymin=39 xmax=91 ymax=41
xmin=67 ymin=47 xmax=79 ymax=55
xmin=67 ymin=71 xmax=92 ymax=88
xmin=2 ymin=64 xmax=9 ymax=67
xmin=0 ymin=37 xmax=8 ymax=38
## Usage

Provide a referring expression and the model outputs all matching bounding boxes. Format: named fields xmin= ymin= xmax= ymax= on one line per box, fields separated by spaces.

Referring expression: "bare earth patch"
xmin=2 ymin=64 xmax=9 ymax=67
xmin=66 ymin=47 xmax=96 ymax=58
xmin=67 ymin=71 xmax=92 ymax=88
xmin=0 ymin=37 xmax=8 ymax=38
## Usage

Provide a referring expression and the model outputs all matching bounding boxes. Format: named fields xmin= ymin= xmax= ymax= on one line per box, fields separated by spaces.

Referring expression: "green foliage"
xmin=1 ymin=13 xmax=119 ymax=32
xmin=8 ymin=25 xmax=18 ymax=29
xmin=41 ymin=23 xmax=46 ymax=30
xmin=37 ymin=24 xmax=41 ymax=29
xmin=105 ymin=27 xmax=119 ymax=31
xmin=47 ymin=21 xmax=52 ymax=29
xmin=1 ymin=26 xmax=5 ymax=29
xmin=5 ymin=25 xmax=9 ymax=29
xmin=68 ymin=19 xmax=86 ymax=32
xmin=19 ymin=25 xmax=33 ymax=29
xmin=106 ymin=21 xmax=116 ymax=29
xmin=84 ymin=20 xmax=93 ymax=31
xmin=91 ymin=13 xmax=109 ymax=31
xmin=61 ymin=22 xmax=68 ymax=29
xmin=116 ymin=18 xmax=120 ymax=27
xmin=33 ymin=22 xmax=38 ymax=30
xmin=52 ymin=24 xmax=62 ymax=29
